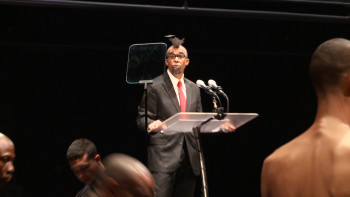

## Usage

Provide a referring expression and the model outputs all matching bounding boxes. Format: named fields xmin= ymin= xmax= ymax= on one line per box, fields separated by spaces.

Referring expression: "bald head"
xmin=0 ymin=133 xmax=15 ymax=187
xmin=0 ymin=133 xmax=13 ymax=148
xmin=310 ymin=38 xmax=350 ymax=95
xmin=94 ymin=153 xmax=154 ymax=197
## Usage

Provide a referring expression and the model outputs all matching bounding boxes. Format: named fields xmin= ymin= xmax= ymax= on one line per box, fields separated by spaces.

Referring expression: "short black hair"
xmin=66 ymin=138 xmax=98 ymax=161
xmin=310 ymin=38 xmax=350 ymax=93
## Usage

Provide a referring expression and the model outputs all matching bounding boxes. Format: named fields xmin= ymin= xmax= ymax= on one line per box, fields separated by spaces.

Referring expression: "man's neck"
xmin=174 ymin=74 xmax=183 ymax=79
xmin=315 ymin=94 xmax=350 ymax=126
xmin=171 ymin=72 xmax=183 ymax=80
xmin=167 ymin=69 xmax=184 ymax=80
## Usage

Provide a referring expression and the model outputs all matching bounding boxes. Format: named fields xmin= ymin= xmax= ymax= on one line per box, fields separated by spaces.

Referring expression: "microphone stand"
xmin=207 ymin=80 xmax=229 ymax=113
xmin=193 ymin=117 xmax=213 ymax=197
xmin=140 ymin=80 xmax=153 ymax=132
xmin=216 ymin=86 xmax=229 ymax=113
xmin=193 ymin=92 xmax=226 ymax=197
xmin=211 ymin=92 xmax=225 ymax=120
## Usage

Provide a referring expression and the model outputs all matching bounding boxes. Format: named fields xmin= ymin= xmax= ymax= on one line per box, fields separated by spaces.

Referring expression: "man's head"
xmin=0 ymin=133 xmax=15 ymax=187
xmin=310 ymin=38 xmax=350 ymax=97
xmin=93 ymin=153 xmax=155 ymax=197
xmin=165 ymin=37 xmax=190 ymax=79
xmin=67 ymin=138 xmax=103 ymax=185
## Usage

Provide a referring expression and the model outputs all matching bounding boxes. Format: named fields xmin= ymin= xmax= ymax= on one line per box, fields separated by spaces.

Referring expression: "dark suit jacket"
xmin=136 ymin=72 xmax=202 ymax=175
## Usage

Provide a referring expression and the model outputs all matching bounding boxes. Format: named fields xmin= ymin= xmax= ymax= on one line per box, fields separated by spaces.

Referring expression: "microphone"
xmin=208 ymin=79 xmax=229 ymax=113
xmin=196 ymin=79 xmax=223 ymax=110
xmin=196 ymin=80 xmax=216 ymax=96
xmin=208 ymin=79 xmax=227 ymax=97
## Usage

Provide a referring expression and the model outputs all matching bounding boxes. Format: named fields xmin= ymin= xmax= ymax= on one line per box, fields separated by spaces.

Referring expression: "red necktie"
xmin=177 ymin=80 xmax=187 ymax=112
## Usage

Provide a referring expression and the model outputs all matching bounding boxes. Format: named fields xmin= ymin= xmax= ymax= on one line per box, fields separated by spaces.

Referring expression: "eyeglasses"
xmin=167 ymin=54 xmax=187 ymax=60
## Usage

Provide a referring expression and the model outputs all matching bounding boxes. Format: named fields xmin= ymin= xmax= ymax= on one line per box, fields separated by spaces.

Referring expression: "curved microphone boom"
xmin=208 ymin=79 xmax=229 ymax=113
xmin=196 ymin=79 xmax=222 ymax=108
xmin=196 ymin=80 xmax=215 ymax=96
xmin=208 ymin=79 xmax=227 ymax=97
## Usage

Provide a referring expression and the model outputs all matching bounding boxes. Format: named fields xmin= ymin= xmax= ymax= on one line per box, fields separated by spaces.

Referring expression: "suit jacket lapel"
xmin=184 ymin=78 xmax=192 ymax=112
xmin=162 ymin=73 xmax=181 ymax=112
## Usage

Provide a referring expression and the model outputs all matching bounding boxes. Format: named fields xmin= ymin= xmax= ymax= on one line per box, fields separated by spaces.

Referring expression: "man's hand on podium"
xmin=148 ymin=120 xmax=167 ymax=133
xmin=220 ymin=122 xmax=236 ymax=133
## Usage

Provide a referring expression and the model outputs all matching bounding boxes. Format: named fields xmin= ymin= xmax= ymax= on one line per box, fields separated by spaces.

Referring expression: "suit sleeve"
xmin=196 ymin=91 xmax=202 ymax=112
xmin=194 ymin=84 xmax=203 ymax=112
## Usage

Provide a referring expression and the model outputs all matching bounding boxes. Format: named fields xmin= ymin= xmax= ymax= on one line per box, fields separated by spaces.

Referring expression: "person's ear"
xmin=95 ymin=154 xmax=102 ymax=163
xmin=185 ymin=58 xmax=190 ymax=66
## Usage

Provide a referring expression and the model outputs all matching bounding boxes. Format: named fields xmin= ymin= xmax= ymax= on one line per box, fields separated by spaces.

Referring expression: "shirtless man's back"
xmin=261 ymin=38 xmax=350 ymax=197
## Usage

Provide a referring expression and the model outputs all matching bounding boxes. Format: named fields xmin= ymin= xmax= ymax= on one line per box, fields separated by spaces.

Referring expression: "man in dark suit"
xmin=136 ymin=37 xmax=202 ymax=197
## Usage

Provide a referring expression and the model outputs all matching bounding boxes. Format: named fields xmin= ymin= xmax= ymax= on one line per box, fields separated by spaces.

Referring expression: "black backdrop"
xmin=1 ymin=1 xmax=350 ymax=196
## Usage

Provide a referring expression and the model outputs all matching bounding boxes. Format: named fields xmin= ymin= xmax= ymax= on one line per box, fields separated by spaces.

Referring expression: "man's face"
xmin=165 ymin=46 xmax=189 ymax=78
xmin=69 ymin=153 xmax=101 ymax=185
xmin=0 ymin=141 xmax=15 ymax=187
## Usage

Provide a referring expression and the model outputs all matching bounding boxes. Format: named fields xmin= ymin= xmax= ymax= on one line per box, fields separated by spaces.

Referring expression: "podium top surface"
xmin=154 ymin=112 xmax=259 ymax=133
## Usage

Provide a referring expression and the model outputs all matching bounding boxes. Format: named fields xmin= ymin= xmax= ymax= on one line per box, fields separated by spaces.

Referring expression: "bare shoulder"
xmin=261 ymin=135 xmax=309 ymax=197
xmin=262 ymin=140 xmax=296 ymax=176
xmin=329 ymin=132 xmax=350 ymax=196
xmin=333 ymin=132 xmax=350 ymax=165
xmin=336 ymin=131 xmax=350 ymax=150
xmin=264 ymin=138 xmax=299 ymax=161
xmin=262 ymin=135 xmax=307 ymax=174
xmin=261 ymin=143 xmax=291 ymax=197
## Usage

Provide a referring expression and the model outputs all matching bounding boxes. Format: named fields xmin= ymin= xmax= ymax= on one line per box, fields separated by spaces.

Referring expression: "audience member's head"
xmin=310 ymin=38 xmax=350 ymax=97
xmin=67 ymin=138 xmax=103 ymax=185
xmin=92 ymin=153 xmax=154 ymax=197
xmin=0 ymin=133 xmax=15 ymax=188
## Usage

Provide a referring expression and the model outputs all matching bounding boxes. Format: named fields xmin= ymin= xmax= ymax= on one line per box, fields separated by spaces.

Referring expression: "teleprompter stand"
xmin=125 ymin=43 xmax=167 ymax=132
xmin=153 ymin=112 xmax=259 ymax=197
